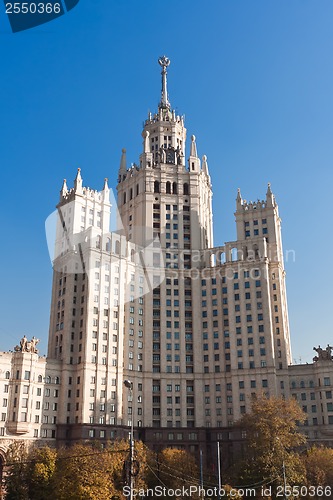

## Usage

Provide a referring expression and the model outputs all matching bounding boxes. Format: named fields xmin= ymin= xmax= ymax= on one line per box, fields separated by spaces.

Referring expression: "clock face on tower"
xmin=166 ymin=147 xmax=176 ymax=164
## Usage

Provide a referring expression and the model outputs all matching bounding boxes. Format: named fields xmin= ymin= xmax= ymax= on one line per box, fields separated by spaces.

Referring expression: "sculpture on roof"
xmin=14 ymin=336 xmax=40 ymax=354
xmin=313 ymin=344 xmax=333 ymax=362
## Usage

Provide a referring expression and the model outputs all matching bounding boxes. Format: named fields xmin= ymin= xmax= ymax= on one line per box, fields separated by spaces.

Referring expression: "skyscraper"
xmin=0 ymin=58 xmax=332 ymax=469
xmin=48 ymin=56 xmax=293 ymax=445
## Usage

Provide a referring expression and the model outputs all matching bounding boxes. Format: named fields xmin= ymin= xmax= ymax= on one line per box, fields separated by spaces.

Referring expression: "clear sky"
xmin=0 ymin=0 xmax=332 ymax=362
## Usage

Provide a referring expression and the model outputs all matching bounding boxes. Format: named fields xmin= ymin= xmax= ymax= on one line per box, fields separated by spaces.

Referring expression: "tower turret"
xmin=118 ymin=148 xmax=127 ymax=182
xmin=74 ymin=168 xmax=83 ymax=194
xmin=188 ymin=135 xmax=200 ymax=172
xmin=266 ymin=182 xmax=275 ymax=207
xmin=60 ymin=179 xmax=68 ymax=199
xmin=236 ymin=187 xmax=243 ymax=209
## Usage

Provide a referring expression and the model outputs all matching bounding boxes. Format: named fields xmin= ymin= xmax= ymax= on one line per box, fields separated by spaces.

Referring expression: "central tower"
xmin=116 ymin=57 xmax=214 ymax=431
xmin=117 ymin=57 xmax=213 ymax=254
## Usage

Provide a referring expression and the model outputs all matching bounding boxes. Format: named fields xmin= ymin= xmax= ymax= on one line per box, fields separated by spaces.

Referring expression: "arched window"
xmin=300 ymin=380 xmax=305 ymax=388
xmin=115 ymin=240 xmax=120 ymax=255
xmin=38 ymin=375 xmax=43 ymax=383
xmin=46 ymin=376 xmax=51 ymax=384
xmin=54 ymin=376 xmax=60 ymax=385
xmin=130 ymin=188 xmax=133 ymax=200
xmin=166 ymin=181 xmax=171 ymax=194
xmin=106 ymin=238 xmax=111 ymax=252
xmin=183 ymin=183 xmax=189 ymax=195
xmin=96 ymin=235 xmax=101 ymax=249
xmin=5 ymin=371 xmax=10 ymax=379
xmin=231 ymin=247 xmax=238 ymax=262
xmin=154 ymin=181 xmax=160 ymax=193
xmin=172 ymin=182 xmax=177 ymax=194
xmin=123 ymin=192 xmax=127 ymax=205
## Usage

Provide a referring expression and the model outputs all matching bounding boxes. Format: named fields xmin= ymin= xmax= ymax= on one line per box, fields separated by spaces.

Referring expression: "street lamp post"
xmin=124 ymin=380 xmax=134 ymax=500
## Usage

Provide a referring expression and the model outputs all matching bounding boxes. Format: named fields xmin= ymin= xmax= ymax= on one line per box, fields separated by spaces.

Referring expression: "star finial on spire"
xmin=158 ymin=56 xmax=171 ymax=109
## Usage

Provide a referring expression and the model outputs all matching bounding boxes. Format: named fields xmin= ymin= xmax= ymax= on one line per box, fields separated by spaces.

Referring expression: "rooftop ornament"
xmin=313 ymin=344 xmax=333 ymax=362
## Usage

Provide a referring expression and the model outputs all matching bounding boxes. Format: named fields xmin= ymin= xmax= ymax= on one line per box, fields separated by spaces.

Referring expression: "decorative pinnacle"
xmin=158 ymin=56 xmax=171 ymax=109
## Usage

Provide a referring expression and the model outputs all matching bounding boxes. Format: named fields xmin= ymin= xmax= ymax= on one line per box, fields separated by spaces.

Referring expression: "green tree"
xmin=228 ymin=396 xmax=307 ymax=498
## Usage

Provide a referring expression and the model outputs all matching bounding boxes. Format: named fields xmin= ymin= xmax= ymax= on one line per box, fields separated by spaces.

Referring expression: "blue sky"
xmin=0 ymin=0 xmax=332 ymax=362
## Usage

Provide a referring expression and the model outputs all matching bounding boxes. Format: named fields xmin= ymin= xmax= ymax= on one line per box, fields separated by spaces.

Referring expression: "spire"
xmin=103 ymin=177 xmax=109 ymax=191
xmin=61 ymin=179 xmax=68 ymax=197
xmin=74 ymin=168 xmax=83 ymax=194
xmin=266 ymin=182 xmax=275 ymax=207
xmin=236 ymin=188 xmax=243 ymax=209
xmin=102 ymin=177 xmax=110 ymax=204
xmin=158 ymin=56 xmax=171 ymax=109
xmin=202 ymin=155 xmax=211 ymax=186
xmin=190 ymin=135 xmax=198 ymax=158
xmin=142 ymin=130 xmax=150 ymax=153
xmin=188 ymin=135 xmax=200 ymax=172
xmin=118 ymin=148 xmax=127 ymax=182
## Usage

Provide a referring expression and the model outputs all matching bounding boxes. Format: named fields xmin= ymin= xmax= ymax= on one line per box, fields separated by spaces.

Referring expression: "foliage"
xmin=157 ymin=448 xmax=200 ymax=498
xmin=5 ymin=442 xmax=29 ymax=500
xmin=25 ymin=446 xmax=57 ymax=499
xmin=54 ymin=443 xmax=117 ymax=500
xmin=302 ymin=446 xmax=333 ymax=487
xmin=4 ymin=439 xmax=150 ymax=500
xmin=227 ymin=396 xmax=307 ymax=496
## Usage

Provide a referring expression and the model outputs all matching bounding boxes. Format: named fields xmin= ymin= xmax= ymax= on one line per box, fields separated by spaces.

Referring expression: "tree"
xmin=156 ymin=448 xmax=200 ymax=498
xmin=54 ymin=443 xmax=120 ymax=500
xmin=228 ymin=396 xmax=307 ymax=498
xmin=5 ymin=444 xmax=58 ymax=500
xmin=25 ymin=446 xmax=57 ymax=500
xmin=4 ymin=440 xmax=150 ymax=500
xmin=107 ymin=438 xmax=150 ymax=496
xmin=5 ymin=442 xmax=29 ymax=500
xmin=302 ymin=446 xmax=333 ymax=488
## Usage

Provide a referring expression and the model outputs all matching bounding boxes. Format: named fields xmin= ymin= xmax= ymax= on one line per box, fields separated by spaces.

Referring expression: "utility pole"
xmin=200 ymin=449 xmax=204 ymax=499
xmin=124 ymin=380 xmax=134 ymax=500
xmin=217 ymin=442 xmax=222 ymax=500
xmin=282 ymin=461 xmax=287 ymax=500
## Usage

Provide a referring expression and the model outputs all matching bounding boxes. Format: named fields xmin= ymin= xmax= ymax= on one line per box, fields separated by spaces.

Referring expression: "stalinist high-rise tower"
xmin=3 ymin=58 xmax=331 ymax=468
xmin=47 ymin=56 xmax=292 ymax=449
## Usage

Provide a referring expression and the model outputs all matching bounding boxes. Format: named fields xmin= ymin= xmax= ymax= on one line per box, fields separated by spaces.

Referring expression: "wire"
xmin=146 ymin=462 xmax=169 ymax=489
xmin=5 ymin=448 xmax=128 ymax=467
